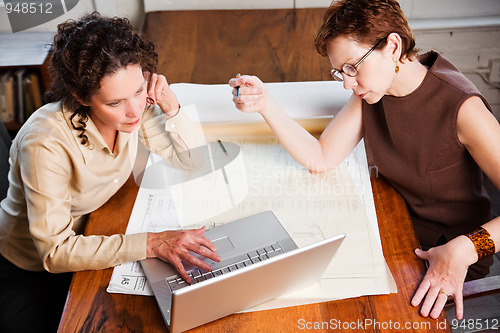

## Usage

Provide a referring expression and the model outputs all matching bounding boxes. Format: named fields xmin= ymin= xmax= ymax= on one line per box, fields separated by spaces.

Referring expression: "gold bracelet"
xmin=466 ymin=227 xmax=496 ymax=260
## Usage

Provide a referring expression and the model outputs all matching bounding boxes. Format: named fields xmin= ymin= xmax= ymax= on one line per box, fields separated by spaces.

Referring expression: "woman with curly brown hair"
xmin=230 ymin=0 xmax=500 ymax=322
xmin=0 ymin=12 xmax=219 ymax=332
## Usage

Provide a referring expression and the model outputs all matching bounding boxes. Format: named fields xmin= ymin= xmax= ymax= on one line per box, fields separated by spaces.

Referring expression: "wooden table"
xmin=58 ymin=9 xmax=451 ymax=332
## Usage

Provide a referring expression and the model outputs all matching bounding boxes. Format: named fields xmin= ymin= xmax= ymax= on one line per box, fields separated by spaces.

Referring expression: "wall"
xmin=142 ymin=0 xmax=500 ymax=17
xmin=415 ymin=29 xmax=500 ymax=119
xmin=142 ymin=0 xmax=500 ymax=119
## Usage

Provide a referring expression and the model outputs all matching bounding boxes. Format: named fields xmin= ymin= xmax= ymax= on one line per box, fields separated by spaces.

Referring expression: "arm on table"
xmin=412 ymin=96 xmax=500 ymax=320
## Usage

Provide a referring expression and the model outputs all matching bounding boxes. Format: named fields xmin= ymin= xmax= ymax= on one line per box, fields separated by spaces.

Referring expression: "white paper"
xmin=170 ymin=81 xmax=351 ymax=124
xmin=108 ymin=138 xmax=396 ymax=302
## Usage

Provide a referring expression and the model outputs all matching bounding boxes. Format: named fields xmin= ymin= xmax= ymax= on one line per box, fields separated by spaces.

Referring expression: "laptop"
xmin=141 ymin=210 xmax=345 ymax=333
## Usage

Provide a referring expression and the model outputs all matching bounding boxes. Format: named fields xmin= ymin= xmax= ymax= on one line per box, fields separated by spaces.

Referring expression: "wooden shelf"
xmin=1 ymin=32 xmax=53 ymax=136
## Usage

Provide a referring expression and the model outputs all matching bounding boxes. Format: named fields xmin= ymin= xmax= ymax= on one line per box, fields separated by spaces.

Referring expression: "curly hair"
xmin=45 ymin=12 xmax=158 ymax=145
xmin=315 ymin=0 xmax=417 ymax=61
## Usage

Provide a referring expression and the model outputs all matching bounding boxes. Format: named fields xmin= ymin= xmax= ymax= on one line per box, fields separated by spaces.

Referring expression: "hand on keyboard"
xmin=167 ymin=242 xmax=284 ymax=291
xmin=146 ymin=227 xmax=221 ymax=283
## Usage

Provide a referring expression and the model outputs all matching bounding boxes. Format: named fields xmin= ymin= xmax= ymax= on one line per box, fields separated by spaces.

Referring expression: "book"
xmin=0 ymin=71 xmax=5 ymax=122
xmin=0 ymin=69 xmax=45 ymax=125
xmin=2 ymin=71 xmax=15 ymax=123
xmin=29 ymin=71 xmax=43 ymax=110
xmin=14 ymin=68 xmax=26 ymax=123
xmin=23 ymin=75 xmax=34 ymax=121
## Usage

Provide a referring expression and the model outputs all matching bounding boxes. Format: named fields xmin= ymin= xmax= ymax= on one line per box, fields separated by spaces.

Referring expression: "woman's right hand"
xmin=143 ymin=71 xmax=180 ymax=117
xmin=228 ymin=75 xmax=269 ymax=115
xmin=146 ymin=227 xmax=221 ymax=283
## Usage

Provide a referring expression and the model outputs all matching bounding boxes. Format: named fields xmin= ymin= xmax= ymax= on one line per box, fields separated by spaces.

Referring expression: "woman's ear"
xmin=71 ymin=92 xmax=90 ymax=106
xmin=386 ymin=33 xmax=402 ymax=62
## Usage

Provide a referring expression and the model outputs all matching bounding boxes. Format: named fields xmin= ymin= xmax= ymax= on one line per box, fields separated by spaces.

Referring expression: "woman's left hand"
xmin=411 ymin=236 xmax=478 ymax=320
xmin=144 ymin=71 xmax=180 ymax=116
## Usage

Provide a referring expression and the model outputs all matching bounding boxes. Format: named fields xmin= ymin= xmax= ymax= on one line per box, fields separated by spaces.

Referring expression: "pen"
xmin=236 ymin=73 xmax=241 ymax=97
xmin=221 ymin=167 xmax=229 ymax=185
xmin=218 ymin=140 xmax=228 ymax=156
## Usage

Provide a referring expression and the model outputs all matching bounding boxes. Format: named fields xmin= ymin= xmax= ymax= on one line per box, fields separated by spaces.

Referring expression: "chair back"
xmin=0 ymin=122 xmax=11 ymax=201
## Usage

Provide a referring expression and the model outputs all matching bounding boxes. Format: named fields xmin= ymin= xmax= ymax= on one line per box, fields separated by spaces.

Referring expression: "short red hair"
xmin=315 ymin=0 xmax=417 ymax=61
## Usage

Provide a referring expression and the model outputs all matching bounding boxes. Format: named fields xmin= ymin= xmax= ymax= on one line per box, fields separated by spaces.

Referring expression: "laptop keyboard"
xmin=166 ymin=242 xmax=285 ymax=292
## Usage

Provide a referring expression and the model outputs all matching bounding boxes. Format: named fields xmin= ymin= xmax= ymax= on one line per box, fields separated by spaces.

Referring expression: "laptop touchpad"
xmin=212 ymin=236 xmax=235 ymax=255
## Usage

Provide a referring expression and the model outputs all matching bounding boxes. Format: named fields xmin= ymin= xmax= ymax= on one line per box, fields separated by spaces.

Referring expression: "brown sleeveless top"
xmin=362 ymin=51 xmax=493 ymax=277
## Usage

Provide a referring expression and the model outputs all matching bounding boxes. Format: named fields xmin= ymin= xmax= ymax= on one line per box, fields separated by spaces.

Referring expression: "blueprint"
xmin=107 ymin=137 xmax=396 ymax=307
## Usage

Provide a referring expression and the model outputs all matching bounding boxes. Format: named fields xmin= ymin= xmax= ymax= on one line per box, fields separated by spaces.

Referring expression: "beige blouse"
xmin=0 ymin=102 xmax=204 ymax=273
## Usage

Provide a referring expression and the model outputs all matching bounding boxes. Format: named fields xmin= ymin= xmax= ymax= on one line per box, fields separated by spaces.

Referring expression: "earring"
xmin=395 ymin=63 xmax=400 ymax=73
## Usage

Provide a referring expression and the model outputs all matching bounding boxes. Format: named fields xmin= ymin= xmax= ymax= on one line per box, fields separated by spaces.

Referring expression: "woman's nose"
xmin=343 ymin=75 xmax=357 ymax=90
xmin=126 ymin=100 xmax=143 ymax=118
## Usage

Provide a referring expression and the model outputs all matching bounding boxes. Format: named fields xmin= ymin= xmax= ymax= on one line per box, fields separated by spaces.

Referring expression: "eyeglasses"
xmin=330 ymin=36 xmax=388 ymax=81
